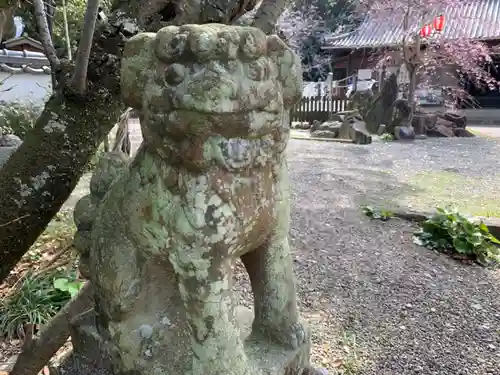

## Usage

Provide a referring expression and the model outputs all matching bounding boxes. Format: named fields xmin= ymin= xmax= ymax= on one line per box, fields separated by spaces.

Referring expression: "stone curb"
xmin=290 ymin=135 xmax=354 ymax=143
xmin=391 ymin=209 xmax=500 ymax=239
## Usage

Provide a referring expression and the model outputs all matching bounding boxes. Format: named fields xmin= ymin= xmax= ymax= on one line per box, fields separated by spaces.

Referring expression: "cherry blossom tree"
xmin=277 ymin=4 xmax=328 ymax=78
xmin=357 ymin=0 xmax=498 ymax=115
xmin=277 ymin=0 xmax=359 ymax=80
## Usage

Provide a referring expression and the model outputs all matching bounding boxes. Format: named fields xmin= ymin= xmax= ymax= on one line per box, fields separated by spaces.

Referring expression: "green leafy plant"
xmin=53 ymin=277 xmax=84 ymax=298
xmin=0 ymin=272 xmax=80 ymax=339
xmin=380 ymin=133 xmax=394 ymax=141
xmin=413 ymin=206 xmax=500 ymax=266
xmin=361 ymin=205 xmax=393 ymax=221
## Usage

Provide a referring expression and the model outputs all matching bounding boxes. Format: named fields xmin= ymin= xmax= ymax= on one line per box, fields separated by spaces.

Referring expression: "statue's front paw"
xmin=286 ymin=322 xmax=307 ymax=350
xmin=266 ymin=322 xmax=307 ymax=350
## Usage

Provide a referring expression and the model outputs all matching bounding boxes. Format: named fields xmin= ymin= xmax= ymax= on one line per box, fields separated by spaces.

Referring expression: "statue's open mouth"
xmin=158 ymin=108 xmax=284 ymax=138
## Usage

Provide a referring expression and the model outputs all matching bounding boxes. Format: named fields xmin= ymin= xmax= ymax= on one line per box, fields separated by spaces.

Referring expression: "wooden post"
xmin=379 ymin=65 xmax=387 ymax=90
xmin=352 ymin=72 xmax=358 ymax=92
xmin=408 ymin=33 xmax=422 ymax=116
xmin=327 ymin=72 xmax=333 ymax=120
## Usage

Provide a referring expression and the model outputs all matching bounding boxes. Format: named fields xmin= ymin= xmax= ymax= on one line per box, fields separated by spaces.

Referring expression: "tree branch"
xmin=10 ymin=283 xmax=94 ymax=375
xmin=251 ymin=0 xmax=288 ymax=34
xmin=33 ymin=0 xmax=60 ymax=70
xmin=70 ymin=0 xmax=101 ymax=93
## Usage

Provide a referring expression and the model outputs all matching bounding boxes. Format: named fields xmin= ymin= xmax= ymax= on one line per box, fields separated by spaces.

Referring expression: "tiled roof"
xmin=323 ymin=0 xmax=500 ymax=49
xmin=0 ymin=48 xmax=50 ymax=74
xmin=4 ymin=36 xmax=44 ymax=51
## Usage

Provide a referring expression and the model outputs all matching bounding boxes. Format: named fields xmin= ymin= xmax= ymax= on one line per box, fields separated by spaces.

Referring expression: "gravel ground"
xmin=288 ymin=133 xmax=500 ymax=216
xmin=237 ymin=137 xmax=500 ymax=374
xmin=7 ymin=136 xmax=500 ymax=375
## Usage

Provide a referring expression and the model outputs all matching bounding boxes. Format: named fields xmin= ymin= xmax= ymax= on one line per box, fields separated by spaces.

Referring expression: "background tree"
xmin=238 ymin=0 xmax=360 ymax=80
xmin=14 ymin=0 xmax=112 ymax=58
xmin=279 ymin=0 xmax=359 ymax=80
xmin=0 ymin=0 xmax=17 ymax=41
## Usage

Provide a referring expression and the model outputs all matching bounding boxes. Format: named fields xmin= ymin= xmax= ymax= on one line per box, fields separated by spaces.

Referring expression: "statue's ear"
xmin=121 ymin=32 xmax=157 ymax=109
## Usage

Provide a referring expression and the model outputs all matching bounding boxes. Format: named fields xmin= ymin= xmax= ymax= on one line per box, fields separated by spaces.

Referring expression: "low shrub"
xmin=380 ymin=133 xmax=394 ymax=141
xmin=413 ymin=206 xmax=500 ymax=266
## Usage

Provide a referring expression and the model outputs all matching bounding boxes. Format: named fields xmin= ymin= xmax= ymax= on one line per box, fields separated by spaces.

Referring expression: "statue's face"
xmin=122 ymin=24 xmax=303 ymax=140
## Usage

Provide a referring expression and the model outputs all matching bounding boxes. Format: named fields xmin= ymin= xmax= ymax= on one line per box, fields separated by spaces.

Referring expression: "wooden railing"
xmin=290 ymin=97 xmax=350 ymax=125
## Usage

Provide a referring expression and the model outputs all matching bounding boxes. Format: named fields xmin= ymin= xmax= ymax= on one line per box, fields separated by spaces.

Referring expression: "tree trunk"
xmin=251 ymin=0 xmax=289 ymax=34
xmin=0 ymin=83 xmax=122 ymax=283
xmin=407 ymin=65 xmax=417 ymax=119
xmin=9 ymin=283 xmax=94 ymax=375
xmin=0 ymin=12 xmax=127 ymax=282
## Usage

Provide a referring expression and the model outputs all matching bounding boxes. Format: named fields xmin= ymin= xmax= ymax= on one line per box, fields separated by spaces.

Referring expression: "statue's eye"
xmin=164 ymin=64 xmax=185 ymax=86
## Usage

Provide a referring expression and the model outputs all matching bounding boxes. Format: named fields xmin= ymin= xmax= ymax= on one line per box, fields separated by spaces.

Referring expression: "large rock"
xmin=441 ymin=112 xmax=467 ymax=128
xmin=310 ymin=120 xmax=342 ymax=138
xmin=310 ymin=130 xmax=337 ymax=138
xmin=394 ymin=125 xmax=416 ymax=140
xmin=309 ymin=120 xmax=321 ymax=131
xmin=389 ymin=98 xmax=412 ymax=134
xmin=454 ymin=128 xmax=475 ymax=137
xmin=74 ymin=24 xmax=321 ymax=375
xmin=318 ymin=120 xmax=342 ymax=132
xmin=412 ymin=112 xmax=437 ymax=135
xmin=410 ymin=110 xmax=471 ymax=138
xmin=364 ymin=73 xmax=398 ymax=134
xmin=293 ymin=122 xmax=311 ymax=130
xmin=436 ymin=117 xmax=456 ymax=128
xmin=427 ymin=124 xmax=456 ymax=137
xmin=347 ymin=89 xmax=374 ymax=118
xmin=338 ymin=112 xmax=372 ymax=144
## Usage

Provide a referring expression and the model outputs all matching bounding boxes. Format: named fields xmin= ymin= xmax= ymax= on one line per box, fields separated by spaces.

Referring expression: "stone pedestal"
xmin=68 ymin=306 xmax=310 ymax=375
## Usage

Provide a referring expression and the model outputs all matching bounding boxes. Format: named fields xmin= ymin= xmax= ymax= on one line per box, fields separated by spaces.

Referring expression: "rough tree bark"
xmin=252 ymin=0 xmax=289 ymax=34
xmin=0 ymin=0 xmax=127 ymax=283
